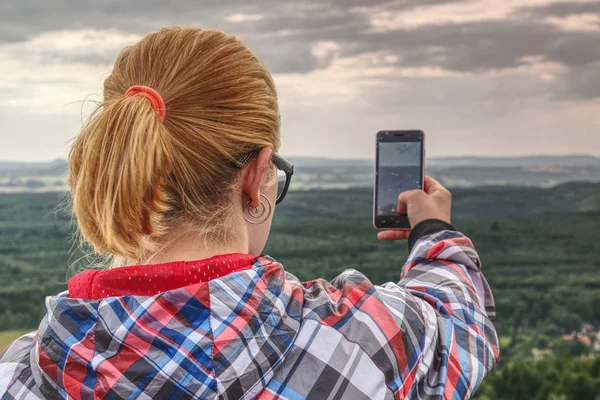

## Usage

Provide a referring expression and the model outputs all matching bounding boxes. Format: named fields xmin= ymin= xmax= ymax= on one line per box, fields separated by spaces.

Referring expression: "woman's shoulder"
xmin=0 ymin=331 xmax=37 ymax=395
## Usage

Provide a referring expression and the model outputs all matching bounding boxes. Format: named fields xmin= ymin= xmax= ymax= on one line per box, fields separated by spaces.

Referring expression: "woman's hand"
xmin=377 ymin=176 xmax=452 ymax=241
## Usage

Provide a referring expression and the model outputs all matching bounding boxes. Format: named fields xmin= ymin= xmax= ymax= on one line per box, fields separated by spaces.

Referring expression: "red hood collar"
xmin=68 ymin=252 xmax=256 ymax=300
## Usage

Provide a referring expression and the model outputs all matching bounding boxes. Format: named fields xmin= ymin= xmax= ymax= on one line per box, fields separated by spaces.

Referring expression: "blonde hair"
xmin=68 ymin=27 xmax=280 ymax=263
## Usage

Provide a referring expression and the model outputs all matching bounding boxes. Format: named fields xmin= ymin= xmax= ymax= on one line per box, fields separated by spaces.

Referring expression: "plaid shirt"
xmin=0 ymin=231 xmax=499 ymax=399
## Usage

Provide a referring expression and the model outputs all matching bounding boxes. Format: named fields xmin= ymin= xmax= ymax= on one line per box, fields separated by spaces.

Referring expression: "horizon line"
xmin=0 ymin=153 xmax=599 ymax=164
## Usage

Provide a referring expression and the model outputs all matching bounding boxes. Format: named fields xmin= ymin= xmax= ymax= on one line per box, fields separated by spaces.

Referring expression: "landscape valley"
xmin=0 ymin=155 xmax=599 ymax=399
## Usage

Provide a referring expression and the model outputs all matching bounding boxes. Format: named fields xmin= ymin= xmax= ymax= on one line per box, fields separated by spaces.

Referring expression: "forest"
xmin=0 ymin=183 xmax=599 ymax=399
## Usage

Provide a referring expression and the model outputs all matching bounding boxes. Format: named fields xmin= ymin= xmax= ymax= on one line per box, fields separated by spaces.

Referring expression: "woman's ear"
xmin=242 ymin=147 xmax=273 ymax=208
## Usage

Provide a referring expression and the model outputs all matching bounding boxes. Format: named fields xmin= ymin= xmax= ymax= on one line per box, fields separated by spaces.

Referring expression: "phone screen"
xmin=374 ymin=131 xmax=424 ymax=229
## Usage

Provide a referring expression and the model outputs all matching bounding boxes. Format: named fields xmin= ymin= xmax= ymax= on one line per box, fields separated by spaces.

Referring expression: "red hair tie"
xmin=124 ymin=85 xmax=166 ymax=122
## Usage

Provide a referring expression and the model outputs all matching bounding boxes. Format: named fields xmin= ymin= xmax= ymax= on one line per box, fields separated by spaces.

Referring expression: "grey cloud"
xmin=326 ymin=0 xmax=469 ymax=8
xmin=553 ymin=61 xmax=600 ymax=100
xmin=243 ymin=2 xmax=600 ymax=103
xmin=245 ymin=38 xmax=325 ymax=74
xmin=2 ymin=0 xmax=600 ymax=161
xmin=0 ymin=0 xmax=258 ymax=42
xmin=518 ymin=1 xmax=600 ymax=18
xmin=357 ymin=71 xmax=556 ymax=119
xmin=0 ymin=0 xmax=370 ymax=74
xmin=349 ymin=21 xmax=600 ymax=70
xmin=2 ymin=0 xmax=600 ymax=98
xmin=0 ymin=0 xmax=465 ymax=41
xmin=255 ymin=11 xmax=600 ymax=99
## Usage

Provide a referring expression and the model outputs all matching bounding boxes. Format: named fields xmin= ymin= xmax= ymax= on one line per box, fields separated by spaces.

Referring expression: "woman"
xmin=0 ymin=27 xmax=499 ymax=399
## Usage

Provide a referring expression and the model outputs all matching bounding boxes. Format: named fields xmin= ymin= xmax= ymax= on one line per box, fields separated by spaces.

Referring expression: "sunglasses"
xmin=235 ymin=149 xmax=294 ymax=205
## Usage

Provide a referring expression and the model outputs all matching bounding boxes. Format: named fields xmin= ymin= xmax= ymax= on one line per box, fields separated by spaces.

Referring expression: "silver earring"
xmin=243 ymin=193 xmax=272 ymax=224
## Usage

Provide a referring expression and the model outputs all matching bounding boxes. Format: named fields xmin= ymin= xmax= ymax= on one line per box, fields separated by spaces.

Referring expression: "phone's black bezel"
xmin=374 ymin=130 xmax=425 ymax=230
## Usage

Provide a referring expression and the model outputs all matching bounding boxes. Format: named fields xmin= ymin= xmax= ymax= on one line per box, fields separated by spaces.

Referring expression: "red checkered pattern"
xmin=1 ymin=231 xmax=499 ymax=399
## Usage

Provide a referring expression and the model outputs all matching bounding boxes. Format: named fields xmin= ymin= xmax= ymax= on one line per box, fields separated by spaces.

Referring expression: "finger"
xmin=378 ymin=230 xmax=410 ymax=241
xmin=396 ymin=196 xmax=407 ymax=215
xmin=398 ymin=189 xmax=423 ymax=214
xmin=423 ymin=176 xmax=447 ymax=196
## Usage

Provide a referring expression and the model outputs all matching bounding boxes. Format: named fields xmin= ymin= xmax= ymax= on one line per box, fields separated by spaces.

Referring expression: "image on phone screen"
xmin=377 ymin=142 xmax=422 ymax=216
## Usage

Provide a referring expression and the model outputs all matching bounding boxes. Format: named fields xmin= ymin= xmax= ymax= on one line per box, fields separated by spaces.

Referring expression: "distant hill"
xmin=0 ymin=159 xmax=67 ymax=176
xmin=288 ymin=154 xmax=600 ymax=168
xmin=287 ymin=157 xmax=372 ymax=168
xmin=427 ymin=154 xmax=600 ymax=168
xmin=287 ymin=155 xmax=600 ymax=189
xmin=2 ymin=155 xmax=599 ymax=173
xmin=1 ymin=155 xmax=599 ymax=192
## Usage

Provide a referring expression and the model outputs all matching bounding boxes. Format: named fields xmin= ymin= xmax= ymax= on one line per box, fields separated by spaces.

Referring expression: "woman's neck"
xmin=139 ymin=232 xmax=250 ymax=265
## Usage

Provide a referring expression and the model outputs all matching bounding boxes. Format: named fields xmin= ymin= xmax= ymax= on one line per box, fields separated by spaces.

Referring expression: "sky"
xmin=1 ymin=0 xmax=600 ymax=161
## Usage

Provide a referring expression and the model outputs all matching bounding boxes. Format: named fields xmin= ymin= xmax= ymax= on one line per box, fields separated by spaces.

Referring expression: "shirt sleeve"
xmin=377 ymin=230 xmax=500 ymax=399
xmin=407 ymin=219 xmax=495 ymax=314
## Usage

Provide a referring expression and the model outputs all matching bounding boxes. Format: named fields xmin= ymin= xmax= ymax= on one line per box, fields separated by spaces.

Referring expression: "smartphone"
xmin=373 ymin=130 xmax=425 ymax=230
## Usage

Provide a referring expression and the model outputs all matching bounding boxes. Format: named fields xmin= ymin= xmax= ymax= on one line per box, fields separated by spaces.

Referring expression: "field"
xmin=0 ymin=184 xmax=599 ymax=399
xmin=0 ymin=329 xmax=30 ymax=349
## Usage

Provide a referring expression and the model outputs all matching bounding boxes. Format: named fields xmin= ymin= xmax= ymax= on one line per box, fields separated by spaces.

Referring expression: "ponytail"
xmin=68 ymin=27 xmax=280 ymax=264
xmin=68 ymin=95 xmax=171 ymax=260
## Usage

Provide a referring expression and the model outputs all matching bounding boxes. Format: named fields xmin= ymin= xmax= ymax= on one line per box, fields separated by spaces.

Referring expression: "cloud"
xmin=225 ymin=13 xmax=264 ymax=23
xmin=0 ymin=0 xmax=599 ymax=160
xmin=545 ymin=13 xmax=600 ymax=31
xmin=521 ymin=1 xmax=600 ymax=18
xmin=0 ymin=29 xmax=140 ymax=109
xmin=357 ymin=0 xmax=599 ymax=30
xmin=553 ymin=61 xmax=600 ymax=99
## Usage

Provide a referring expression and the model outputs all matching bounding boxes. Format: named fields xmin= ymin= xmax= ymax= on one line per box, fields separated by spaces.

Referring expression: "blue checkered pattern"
xmin=1 ymin=231 xmax=499 ymax=399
